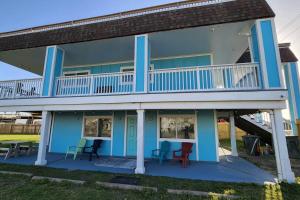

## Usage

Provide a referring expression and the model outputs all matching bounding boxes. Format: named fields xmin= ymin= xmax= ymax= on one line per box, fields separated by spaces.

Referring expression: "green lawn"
xmin=0 ymin=163 xmax=299 ymax=199
xmin=0 ymin=134 xmax=39 ymax=143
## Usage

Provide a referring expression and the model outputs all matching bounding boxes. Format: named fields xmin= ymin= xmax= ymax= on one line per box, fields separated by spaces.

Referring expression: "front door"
xmin=126 ymin=116 xmax=137 ymax=156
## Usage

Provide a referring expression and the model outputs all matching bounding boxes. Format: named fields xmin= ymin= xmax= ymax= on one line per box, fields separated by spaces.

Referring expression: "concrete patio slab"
xmin=0 ymin=153 xmax=275 ymax=184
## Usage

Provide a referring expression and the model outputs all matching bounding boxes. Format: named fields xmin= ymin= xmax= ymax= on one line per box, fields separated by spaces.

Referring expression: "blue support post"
xmin=134 ymin=35 xmax=150 ymax=93
xmin=283 ymin=63 xmax=300 ymax=135
xmin=42 ymin=46 xmax=64 ymax=97
xmin=251 ymin=19 xmax=283 ymax=89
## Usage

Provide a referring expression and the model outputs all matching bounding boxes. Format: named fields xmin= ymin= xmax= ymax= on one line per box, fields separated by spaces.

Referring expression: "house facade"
xmin=0 ymin=0 xmax=298 ymax=182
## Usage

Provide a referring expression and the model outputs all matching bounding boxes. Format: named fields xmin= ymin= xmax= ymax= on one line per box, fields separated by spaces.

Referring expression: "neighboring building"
xmin=0 ymin=112 xmax=41 ymax=124
xmin=238 ymin=43 xmax=300 ymax=136
xmin=0 ymin=0 xmax=299 ymax=183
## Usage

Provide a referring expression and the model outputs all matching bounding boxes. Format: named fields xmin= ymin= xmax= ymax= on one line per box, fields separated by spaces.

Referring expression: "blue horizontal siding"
xmin=50 ymin=112 xmax=83 ymax=153
xmin=63 ymin=55 xmax=211 ymax=74
xmin=50 ymin=110 xmax=218 ymax=162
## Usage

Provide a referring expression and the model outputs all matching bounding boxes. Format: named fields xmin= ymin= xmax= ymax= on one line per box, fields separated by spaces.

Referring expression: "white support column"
xmin=270 ymin=110 xmax=295 ymax=183
xmin=35 ymin=111 xmax=52 ymax=166
xmin=135 ymin=109 xmax=145 ymax=174
xmin=229 ymin=112 xmax=238 ymax=157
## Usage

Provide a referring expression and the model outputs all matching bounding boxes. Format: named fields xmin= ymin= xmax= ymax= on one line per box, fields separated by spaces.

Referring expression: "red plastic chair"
xmin=172 ymin=142 xmax=193 ymax=168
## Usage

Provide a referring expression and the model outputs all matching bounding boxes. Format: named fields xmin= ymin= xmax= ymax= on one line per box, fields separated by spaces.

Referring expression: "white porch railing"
xmin=148 ymin=63 xmax=260 ymax=93
xmin=0 ymin=78 xmax=43 ymax=99
xmin=55 ymin=71 xmax=134 ymax=96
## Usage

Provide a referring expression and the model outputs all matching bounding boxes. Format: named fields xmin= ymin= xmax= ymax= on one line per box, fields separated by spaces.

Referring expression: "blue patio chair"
xmin=65 ymin=138 xmax=87 ymax=160
xmin=152 ymin=141 xmax=170 ymax=164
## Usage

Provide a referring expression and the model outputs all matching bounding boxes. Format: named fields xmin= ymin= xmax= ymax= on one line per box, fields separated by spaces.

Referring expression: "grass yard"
xmin=220 ymin=139 xmax=300 ymax=177
xmin=0 ymin=134 xmax=40 ymax=143
xmin=0 ymin=163 xmax=299 ymax=199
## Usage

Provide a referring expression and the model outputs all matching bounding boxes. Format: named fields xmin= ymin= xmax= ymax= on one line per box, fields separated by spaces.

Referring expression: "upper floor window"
xmin=64 ymin=70 xmax=90 ymax=77
xmin=120 ymin=66 xmax=134 ymax=84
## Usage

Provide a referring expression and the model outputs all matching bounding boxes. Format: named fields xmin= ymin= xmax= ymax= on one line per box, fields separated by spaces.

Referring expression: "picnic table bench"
xmin=0 ymin=141 xmax=36 ymax=160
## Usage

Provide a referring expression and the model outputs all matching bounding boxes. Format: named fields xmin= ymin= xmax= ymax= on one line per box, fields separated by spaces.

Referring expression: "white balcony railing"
xmin=0 ymin=63 xmax=261 ymax=99
xmin=55 ymin=71 xmax=134 ymax=96
xmin=148 ymin=63 xmax=260 ymax=93
xmin=0 ymin=78 xmax=43 ymax=99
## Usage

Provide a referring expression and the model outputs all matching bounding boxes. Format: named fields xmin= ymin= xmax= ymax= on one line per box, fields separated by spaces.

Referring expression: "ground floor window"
xmin=160 ymin=116 xmax=195 ymax=140
xmin=83 ymin=116 xmax=112 ymax=139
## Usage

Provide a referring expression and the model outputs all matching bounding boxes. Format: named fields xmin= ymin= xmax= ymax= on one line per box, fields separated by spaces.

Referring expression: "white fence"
xmin=0 ymin=78 xmax=43 ymax=99
xmin=55 ymin=71 xmax=134 ymax=96
xmin=148 ymin=63 xmax=260 ymax=93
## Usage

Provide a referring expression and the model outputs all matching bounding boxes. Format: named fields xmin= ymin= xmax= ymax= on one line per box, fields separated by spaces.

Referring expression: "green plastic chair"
xmin=65 ymin=138 xmax=87 ymax=160
xmin=152 ymin=141 xmax=170 ymax=164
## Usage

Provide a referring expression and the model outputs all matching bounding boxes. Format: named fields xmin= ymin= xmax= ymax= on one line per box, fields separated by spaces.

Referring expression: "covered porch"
xmin=0 ymin=152 xmax=275 ymax=184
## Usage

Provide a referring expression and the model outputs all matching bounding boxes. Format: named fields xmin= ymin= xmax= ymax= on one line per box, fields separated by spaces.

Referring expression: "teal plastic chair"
xmin=65 ymin=138 xmax=87 ymax=160
xmin=152 ymin=141 xmax=170 ymax=164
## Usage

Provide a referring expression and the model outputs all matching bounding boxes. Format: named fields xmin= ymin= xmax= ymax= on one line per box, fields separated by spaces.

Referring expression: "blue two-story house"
xmin=0 ymin=0 xmax=298 ymax=183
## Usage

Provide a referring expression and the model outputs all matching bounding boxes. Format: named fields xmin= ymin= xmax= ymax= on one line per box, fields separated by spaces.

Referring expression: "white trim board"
xmin=214 ymin=109 xmax=220 ymax=162
xmin=48 ymin=111 xmax=55 ymax=153
xmin=0 ymin=101 xmax=287 ymax=113
xmin=123 ymin=111 xmax=128 ymax=157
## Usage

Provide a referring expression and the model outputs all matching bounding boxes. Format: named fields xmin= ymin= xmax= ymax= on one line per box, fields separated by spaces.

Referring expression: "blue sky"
xmin=0 ymin=0 xmax=299 ymax=80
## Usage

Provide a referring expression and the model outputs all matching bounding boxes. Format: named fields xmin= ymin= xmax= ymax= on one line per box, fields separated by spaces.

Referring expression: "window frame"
xmin=82 ymin=115 xmax=113 ymax=140
xmin=120 ymin=66 xmax=134 ymax=85
xmin=63 ymin=70 xmax=90 ymax=77
xmin=158 ymin=114 xmax=196 ymax=143
xmin=62 ymin=70 xmax=91 ymax=88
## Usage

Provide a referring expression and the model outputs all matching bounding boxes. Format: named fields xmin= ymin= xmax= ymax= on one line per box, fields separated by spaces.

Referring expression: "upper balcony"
xmin=0 ymin=63 xmax=260 ymax=99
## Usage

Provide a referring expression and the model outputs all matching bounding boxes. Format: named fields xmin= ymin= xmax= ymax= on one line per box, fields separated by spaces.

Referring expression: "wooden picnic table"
xmin=0 ymin=141 xmax=34 ymax=159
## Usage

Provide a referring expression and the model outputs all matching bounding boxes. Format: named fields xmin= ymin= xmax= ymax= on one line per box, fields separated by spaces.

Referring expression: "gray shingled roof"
xmin=0 ymin=0 xmax=275 ymax=51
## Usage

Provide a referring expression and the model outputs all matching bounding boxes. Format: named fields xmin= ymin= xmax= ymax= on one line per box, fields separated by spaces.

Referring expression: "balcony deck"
xmin=0 ymin=63 xmax=260 ymax=99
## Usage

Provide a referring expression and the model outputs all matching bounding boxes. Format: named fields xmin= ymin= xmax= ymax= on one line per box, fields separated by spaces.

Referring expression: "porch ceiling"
xmin=0 ymin=47 xmax=46 ymax=75
xmin=0 ymin=21 xmax=252 ymax=73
